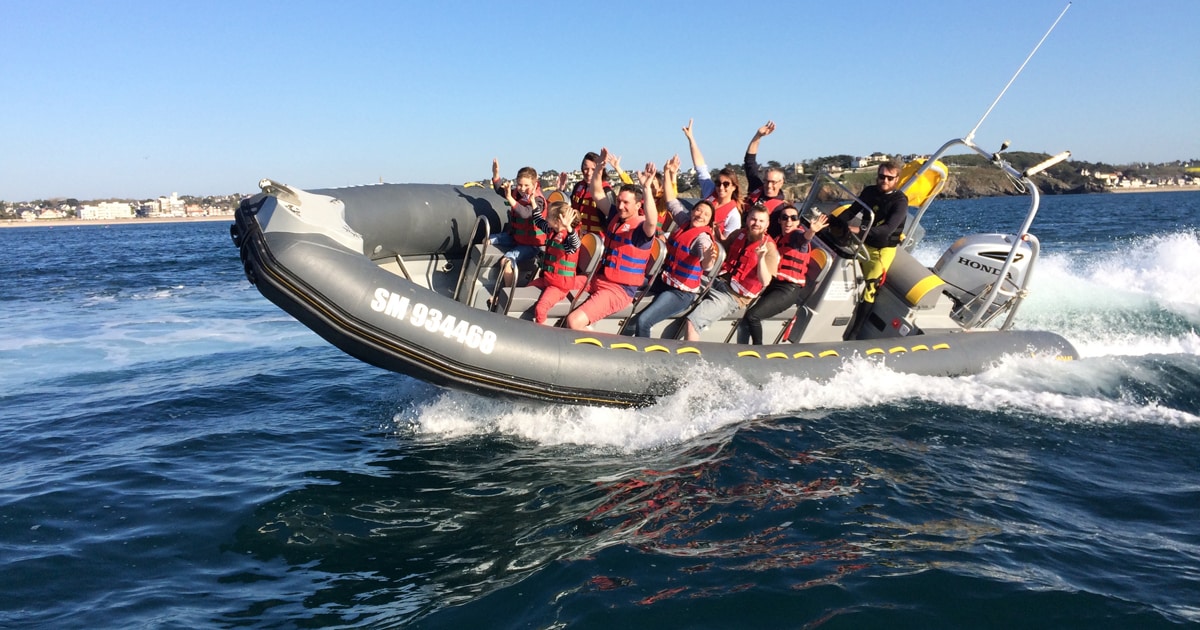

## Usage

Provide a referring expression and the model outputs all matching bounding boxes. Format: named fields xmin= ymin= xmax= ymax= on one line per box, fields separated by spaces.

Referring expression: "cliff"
xmin=937 ymin=167 xmax=1107 ymax=198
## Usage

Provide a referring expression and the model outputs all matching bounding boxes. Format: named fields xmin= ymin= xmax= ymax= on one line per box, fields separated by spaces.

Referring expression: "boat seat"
xmin=881 ymin=246 xmax=945 ymax=308
xmin=497 ymin=232 xmax=605 ymax=319
xmin=710 ymin=243 xmax=837 ymax=343
xmin=764 ymin=249 xmax=835 ymax=342
xmin=502 ymin=233 xmax=667 ymax=323
xmin=576 ymin=231 xmax=604 ymax=280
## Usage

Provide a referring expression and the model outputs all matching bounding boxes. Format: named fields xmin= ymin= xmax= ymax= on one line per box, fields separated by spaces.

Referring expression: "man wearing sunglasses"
xmin=833 ymin=161 xmax=909 ymax=305
xmin=743 ymin=121 xmax=789 ymax=237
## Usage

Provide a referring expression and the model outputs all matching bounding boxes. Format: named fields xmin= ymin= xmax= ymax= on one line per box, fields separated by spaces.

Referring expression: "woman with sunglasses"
xmin=737 ymin=203 xmax=828 ymax=345
xmin=682 ymin=119 xmax=743 ymax=242
xmin=624 ymin=154 xmax=718 ymax=337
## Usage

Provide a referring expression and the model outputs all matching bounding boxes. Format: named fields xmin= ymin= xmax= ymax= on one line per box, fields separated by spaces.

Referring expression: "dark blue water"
xmin=2 ymin=193 xmax=1198 ymax=628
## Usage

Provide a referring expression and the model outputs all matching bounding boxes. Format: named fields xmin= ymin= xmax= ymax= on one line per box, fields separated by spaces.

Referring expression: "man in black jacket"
xmin=835 ymin=160 xmax=908 ymax=303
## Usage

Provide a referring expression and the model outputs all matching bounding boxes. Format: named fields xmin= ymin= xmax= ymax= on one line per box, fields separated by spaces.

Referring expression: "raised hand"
xmin=560 ymin=205 xmax=578 ymax=228
xmin=682 ymin=118 xmax=694 ymax=141
xmin=637 ymin=162 xmax=657 ymax=188
xmin=756 ymin=120 xmax=776 ymax=139
xmin=809 ymin=212 xmax=829 ymax=233
xmin=665 ymin=153 xmax=681 ymax=174
xmin=492 ymin=158 xmax=500 ymax=181
xmin=555 ymin=171 xmax=568 ymax=191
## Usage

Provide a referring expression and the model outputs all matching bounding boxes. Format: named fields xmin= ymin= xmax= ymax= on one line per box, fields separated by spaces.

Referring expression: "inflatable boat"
xmin=230 ymin=137 xmax=1078 ymax=407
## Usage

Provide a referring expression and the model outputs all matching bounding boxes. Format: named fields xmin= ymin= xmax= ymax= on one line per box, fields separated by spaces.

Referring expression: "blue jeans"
xmin=625 ymin=278 xmax=697 ymax=337
xmin=489 ymin=232 xmax=539 ymax=264
xmin=687 ymin=279 xmax=741 ymax=332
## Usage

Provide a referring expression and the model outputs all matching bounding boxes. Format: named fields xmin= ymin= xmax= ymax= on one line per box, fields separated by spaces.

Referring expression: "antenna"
xmin=965 ymin=2 xmax=1071 ymax=143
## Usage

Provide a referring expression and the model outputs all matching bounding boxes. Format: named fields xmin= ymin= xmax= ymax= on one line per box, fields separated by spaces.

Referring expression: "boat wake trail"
xmin=1021 ymin=231 xmax=1200 ymax=358
xmin=394 ymin=351 xmax=1200 ymax=449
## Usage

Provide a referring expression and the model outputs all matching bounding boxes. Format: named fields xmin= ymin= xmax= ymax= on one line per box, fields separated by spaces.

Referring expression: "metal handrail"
xmin=892 ymin=135 xmax=1060 ymax=331
xmin=452 ymin=216 xmax=491 ymax=306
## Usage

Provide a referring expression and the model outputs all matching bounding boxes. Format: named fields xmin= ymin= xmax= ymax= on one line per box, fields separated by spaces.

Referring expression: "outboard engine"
xmin=932 ymin=233 xmax=1034 ymax=326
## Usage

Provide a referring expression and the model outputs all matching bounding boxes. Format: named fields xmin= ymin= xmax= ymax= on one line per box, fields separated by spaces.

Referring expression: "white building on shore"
xmin=157 ymin=193 xmax=186 ymax=217
xmin=78 ymin=201 xmax=135 ymax=220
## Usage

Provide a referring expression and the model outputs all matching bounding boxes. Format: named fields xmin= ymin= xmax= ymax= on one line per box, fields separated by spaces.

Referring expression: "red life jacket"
xmin=572 ymin=180 xmax=612 ymax=237
xmin=601 ymin=214 xmax=651 ymax=286
xmin=774 ymin=229 xmax=811 ymax=286
xmin=722 ymin=231 xmax=767 ymax=298
xmin=541 ymin=226 xmax=581 ymax=291
xmin=509 ymin=191 xmax=548 ymax=247
xmin=705 ymin=198 xmax=740 ymax=231
xmin=662 ymin=223 xmax=712 ymax=292
xmin=746 ymin=190 xmax=786 ymax=214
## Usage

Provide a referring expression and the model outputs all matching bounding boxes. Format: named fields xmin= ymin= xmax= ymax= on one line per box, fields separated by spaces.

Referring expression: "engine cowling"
xmin=932 ymin=233 xmax=1032 ymax=308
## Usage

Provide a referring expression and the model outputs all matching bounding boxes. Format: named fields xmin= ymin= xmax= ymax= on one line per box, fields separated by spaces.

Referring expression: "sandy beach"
xmin=0 ymin=215 xmax=235 ymax=229
xmin=1107 ymin=185 xmax=1200 ymax=194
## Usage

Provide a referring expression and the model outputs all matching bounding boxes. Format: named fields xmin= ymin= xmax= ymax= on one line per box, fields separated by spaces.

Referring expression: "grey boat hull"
xmin=231 ymin=181 xmax=1078 ymax=408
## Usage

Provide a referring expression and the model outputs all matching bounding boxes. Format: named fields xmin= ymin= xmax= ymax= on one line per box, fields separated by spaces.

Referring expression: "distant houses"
xmin=1081 ymin=167 xmax=1198 ymax=190
xmin=852 ymin=152 xmax=891 ymax=168
xmin=6 ymin=191 xmax=239 ymax=222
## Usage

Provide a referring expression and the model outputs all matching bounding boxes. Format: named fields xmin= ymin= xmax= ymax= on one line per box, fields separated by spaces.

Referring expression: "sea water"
xmin=0 ymin=192 xmax=1197 ymax=628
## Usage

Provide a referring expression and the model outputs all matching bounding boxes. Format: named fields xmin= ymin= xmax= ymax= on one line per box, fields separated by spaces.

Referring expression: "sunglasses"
xmin=878 ymin=173 xmax=898 ymax=181
xmin=718 ymin=180 xmax=734 ymax=188
xmin=782 ymin=214 xmax=800 ymax=221
xmin=766 ymin=179 xmax=784 ymax=185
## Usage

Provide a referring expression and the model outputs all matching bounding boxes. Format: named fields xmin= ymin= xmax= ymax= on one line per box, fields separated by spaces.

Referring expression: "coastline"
xmin=5 ymin=185 xmax=1197 ymax=230
xmin=0 ymin=215 xmax=234 ymax=229
xmin=1106 ymin=185 xmax=1200 ymax=194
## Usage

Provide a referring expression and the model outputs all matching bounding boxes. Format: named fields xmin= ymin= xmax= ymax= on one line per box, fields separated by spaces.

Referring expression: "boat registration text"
xmin=369 ymin=288 xmax=496 ymax=354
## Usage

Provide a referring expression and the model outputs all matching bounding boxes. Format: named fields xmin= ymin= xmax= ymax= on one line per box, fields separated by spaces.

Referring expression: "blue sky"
xmin=2 ymin=0 xmax=1197 ymax=201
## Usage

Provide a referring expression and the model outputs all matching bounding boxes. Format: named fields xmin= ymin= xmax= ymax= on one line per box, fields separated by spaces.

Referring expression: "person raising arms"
xmin=624 ymin=154 xmax=718 ymax=337
xmin=565 ymin=149 xmax=659 ymax=331
xmin=556 ymin=152 xmax=612 ymax=238
xmin=526 ymin=200 xmax=583 ymax=325
xmin=682 ymin=119 xmax=742 ymax=242
xmin=742 ymin=121 xmax=791 ymax=237
xmin=489 ymin=159 xmax=547 ymax=264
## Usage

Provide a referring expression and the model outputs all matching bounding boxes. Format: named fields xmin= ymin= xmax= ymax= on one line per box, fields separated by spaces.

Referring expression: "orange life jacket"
xmin=509 ymin=191 xmax=548 ymax=247
xmin=601 ymin=214 xmax=651 ymax=286
xmin=662 ymin=223 xmax=712 ymax=292
xmin=572 ymin=180 xmax=612 ymax=237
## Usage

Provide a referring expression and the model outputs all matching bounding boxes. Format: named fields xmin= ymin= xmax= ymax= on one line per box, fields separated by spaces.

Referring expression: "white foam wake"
xmin=396 ymin=355 xmax=1200 ymax=451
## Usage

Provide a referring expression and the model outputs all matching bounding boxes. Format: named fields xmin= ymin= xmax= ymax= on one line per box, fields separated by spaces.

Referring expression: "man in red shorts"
xmin=565 ymin=148 xmax=659 ymax=330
